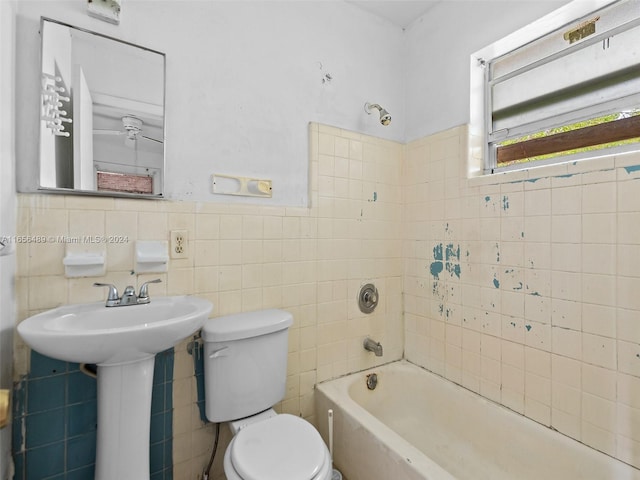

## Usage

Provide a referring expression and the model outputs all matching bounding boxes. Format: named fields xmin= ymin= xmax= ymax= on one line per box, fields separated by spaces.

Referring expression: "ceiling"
xmin=346 ymin=0 xmax=440 ymax=28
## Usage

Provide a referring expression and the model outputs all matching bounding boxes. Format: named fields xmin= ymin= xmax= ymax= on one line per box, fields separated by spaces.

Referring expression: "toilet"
xmin=202 ymin=309 xmax=332 ymax=480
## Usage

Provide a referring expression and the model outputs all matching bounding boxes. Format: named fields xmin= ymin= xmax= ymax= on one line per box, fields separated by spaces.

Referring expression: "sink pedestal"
xmin=95 ymin=356 xmax=155 ymax=480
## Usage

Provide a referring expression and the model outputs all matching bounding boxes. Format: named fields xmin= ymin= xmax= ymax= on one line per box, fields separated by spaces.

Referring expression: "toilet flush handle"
xmin=209 ymin=346 xmax=229 ymax=359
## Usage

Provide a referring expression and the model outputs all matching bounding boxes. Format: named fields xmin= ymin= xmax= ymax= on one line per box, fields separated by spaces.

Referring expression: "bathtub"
xmin=315 ymin=360 xmax=640 ymax=480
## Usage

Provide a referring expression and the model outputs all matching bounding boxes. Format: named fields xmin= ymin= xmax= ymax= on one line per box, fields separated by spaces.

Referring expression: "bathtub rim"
xmin=316 ymin=360 xmax=457 ymax=480
xmin=316 ymin=359 xmax=640 ymax=480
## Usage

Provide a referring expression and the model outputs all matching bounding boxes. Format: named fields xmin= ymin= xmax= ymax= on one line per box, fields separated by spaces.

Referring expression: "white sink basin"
xmin=18 ymin=295 xmax=213 ymax=365
xmin=18 ymin=294 xmax=213 ymax=480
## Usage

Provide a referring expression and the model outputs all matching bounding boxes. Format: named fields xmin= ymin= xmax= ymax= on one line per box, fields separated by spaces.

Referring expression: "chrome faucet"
xmin=94 ymin=279 xmax=162 ymax=307
xmin=363 ymin=337 xmax=383 ymax=357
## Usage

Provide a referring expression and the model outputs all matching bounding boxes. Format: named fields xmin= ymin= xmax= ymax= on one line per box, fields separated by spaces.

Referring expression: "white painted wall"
xmin=404 ymin=0 xmax=572 ymax=142
xmin=16 ymin=1 xmax=585 ymax=204
xmin=0 ymin=2 xmax=16 ymax=479
xmin=15 ymin=0 xmax=407 ymax=206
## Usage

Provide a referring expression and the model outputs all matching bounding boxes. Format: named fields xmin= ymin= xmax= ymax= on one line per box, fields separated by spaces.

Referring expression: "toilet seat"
xmin=223 ymin=414 xmax=332 ymax=480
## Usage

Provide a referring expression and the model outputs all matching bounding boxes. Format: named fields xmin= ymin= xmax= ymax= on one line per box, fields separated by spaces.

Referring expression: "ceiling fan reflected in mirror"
xmin=93 ymin=115 xmax=163 ymax=148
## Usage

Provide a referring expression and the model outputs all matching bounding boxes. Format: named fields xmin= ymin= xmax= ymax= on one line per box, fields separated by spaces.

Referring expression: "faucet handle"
xmin=138 ymin=278 xmax=162 ymax=299
xmin=93 ymin=283 xmax=119 ymax=304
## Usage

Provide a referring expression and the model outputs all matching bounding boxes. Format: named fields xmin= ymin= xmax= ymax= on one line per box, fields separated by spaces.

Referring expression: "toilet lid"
xmin=231 ymin=414 xmax=326 ymax=480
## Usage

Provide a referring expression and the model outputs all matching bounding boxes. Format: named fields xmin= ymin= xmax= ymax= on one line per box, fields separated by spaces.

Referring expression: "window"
xmin=478 ymin=0 xmax=640 ymax=173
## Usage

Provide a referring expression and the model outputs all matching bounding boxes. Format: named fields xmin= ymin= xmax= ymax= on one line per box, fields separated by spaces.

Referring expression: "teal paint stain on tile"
xmin=624 ymin=165 xmax=640 ymax=174
xmin=430 ymin=261 xmax=444 ymax=278
xmin=525 ymin=178 xmax=540 ymax=183
xmin=513 ymin=282 xmax=523 ymax=290
xmin=445 ymin=243 xmax=461 ymax=278
xmin=432 ymin=243 xmax=462 ymax=279
xmin=445 ymin=243 xmax=460 ymax=261
xmin=529 ymin=291 xmax=541 ymax=296
xmin=525 ymin=324 xmax=532 ymax=331
xmin=557 ymin=173 xmax=575 ymax=178
xmin=502 ymin=196 xmax=509 ymax=210
xmin=452 ymin=264 xmax=461 ymax=278
xmin=493 ymin=278 xmax=500 ymax=288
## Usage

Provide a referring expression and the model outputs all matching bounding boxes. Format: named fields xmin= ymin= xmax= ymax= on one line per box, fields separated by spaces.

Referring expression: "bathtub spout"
xmin=363 ymin=337 xmax=383 ymax=356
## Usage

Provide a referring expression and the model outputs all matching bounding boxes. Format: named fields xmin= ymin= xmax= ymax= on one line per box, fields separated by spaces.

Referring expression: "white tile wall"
xmin=404 ymin=125 xmax=640 ymax=469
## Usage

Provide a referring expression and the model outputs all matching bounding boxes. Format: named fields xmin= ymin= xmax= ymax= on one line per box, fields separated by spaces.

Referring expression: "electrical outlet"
xmin=170 ymin=230 xmax=188 ymax=259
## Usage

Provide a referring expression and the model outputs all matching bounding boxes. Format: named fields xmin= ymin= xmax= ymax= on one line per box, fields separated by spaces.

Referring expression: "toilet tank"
xmin=201 ymin=309 xmax=293 ymax=423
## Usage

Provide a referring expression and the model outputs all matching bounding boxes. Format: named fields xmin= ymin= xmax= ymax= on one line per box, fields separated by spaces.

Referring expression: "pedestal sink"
xmin=17 ymin=295 xmax=213 ymax=480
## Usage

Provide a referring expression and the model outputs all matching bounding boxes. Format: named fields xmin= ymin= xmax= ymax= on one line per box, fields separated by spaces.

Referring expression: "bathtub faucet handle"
xmin=358 ymin=283 xmax=379 ymax=314
xmin=364 ymin=290 xmax=377 ymax=304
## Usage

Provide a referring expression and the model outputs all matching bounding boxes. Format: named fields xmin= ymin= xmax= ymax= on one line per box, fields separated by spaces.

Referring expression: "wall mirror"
xmin=39 ymin=17 xmax=165 ymax=198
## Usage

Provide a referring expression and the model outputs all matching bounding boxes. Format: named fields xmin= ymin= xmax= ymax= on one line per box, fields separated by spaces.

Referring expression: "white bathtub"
xmin=315 ymin=360 xmax=640 ymax=480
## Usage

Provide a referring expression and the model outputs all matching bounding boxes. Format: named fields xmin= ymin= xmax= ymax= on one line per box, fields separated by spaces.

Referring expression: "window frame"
xmin=470 ymin=0 xmax=640 ymax=176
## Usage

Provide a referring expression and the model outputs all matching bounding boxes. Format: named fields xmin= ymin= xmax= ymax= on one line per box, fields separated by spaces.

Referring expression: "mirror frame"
xmin=38 ymin=17 xmax=166 ymax=199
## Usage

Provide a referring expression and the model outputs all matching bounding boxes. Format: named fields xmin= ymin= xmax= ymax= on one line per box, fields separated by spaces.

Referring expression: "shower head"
xmin=365 ymin=102 xmax=391 ymax=126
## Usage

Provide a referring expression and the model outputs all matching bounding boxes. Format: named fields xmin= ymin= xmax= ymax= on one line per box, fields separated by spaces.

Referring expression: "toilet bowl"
xmin=223 ymin=412 xmax=332 ymax=480
xmin=202 ymin=310 xmax=332 ymax=480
